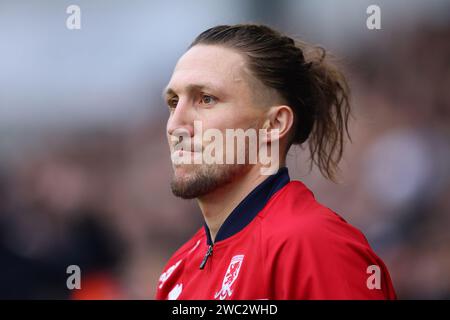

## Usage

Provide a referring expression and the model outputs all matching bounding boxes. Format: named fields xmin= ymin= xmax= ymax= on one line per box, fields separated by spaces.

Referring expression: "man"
xmin=156 ymin=24 xmax=396 ymax=300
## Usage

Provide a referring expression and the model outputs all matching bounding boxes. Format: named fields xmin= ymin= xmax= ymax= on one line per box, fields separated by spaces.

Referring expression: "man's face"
xmin=164 ymin=44 xmax=266 ymax=199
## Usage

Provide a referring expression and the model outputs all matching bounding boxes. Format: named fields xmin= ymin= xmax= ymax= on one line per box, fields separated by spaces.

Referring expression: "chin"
xmin=172 ymin=163 xmax=200 ymax=178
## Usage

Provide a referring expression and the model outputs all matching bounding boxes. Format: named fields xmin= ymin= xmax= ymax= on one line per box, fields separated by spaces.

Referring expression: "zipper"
xmin=199 ymin=244 xmax=213 ymax=270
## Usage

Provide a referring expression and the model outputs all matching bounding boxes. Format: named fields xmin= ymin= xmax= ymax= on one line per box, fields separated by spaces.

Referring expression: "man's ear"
xmin=261 ymin=105 xmax=294 ymax=143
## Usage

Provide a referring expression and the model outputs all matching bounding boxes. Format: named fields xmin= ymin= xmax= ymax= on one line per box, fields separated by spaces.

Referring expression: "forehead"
xmin=166 ymin=44 xmax=250 ymax=94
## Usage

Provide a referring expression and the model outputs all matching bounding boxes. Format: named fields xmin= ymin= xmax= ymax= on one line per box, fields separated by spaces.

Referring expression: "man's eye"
xmin=200 ymin=94 xmax=217 ymax=105
xmin=168 ymin=97 xmax=178 ymax=109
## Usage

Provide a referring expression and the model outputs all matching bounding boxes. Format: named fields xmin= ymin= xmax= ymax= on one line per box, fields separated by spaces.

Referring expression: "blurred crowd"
xmin=1 ymin=20 xmax=449 ymax=299
xmin=296 ymin=24 xmax=450 ymax=299
xmin=0 ymin=122 xmax=203 ymax=298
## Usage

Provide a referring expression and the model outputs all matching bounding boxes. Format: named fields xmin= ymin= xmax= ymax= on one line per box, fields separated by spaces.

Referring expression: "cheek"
xmin=203 ymin=105 xmax=260 ymax=131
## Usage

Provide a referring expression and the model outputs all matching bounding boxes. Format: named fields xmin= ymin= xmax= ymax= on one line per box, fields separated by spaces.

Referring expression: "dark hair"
xmin=190 ymin=24 xmax=352 ymax=182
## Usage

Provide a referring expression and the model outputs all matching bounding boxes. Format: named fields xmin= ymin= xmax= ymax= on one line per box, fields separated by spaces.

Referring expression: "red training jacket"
xmin=155 ymin=167 xmax=397 ymax=300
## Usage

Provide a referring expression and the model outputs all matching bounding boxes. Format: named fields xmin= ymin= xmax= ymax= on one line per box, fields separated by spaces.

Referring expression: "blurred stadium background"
xmin=0 ymin=0 xmax=449 ymax=299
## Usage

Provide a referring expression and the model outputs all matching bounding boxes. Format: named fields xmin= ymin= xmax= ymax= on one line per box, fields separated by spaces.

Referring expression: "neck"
xmin=197 ymin=165 xmax=276 ymax=243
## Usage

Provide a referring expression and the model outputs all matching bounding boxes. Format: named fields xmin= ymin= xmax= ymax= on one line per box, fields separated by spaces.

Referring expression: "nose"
xmin=166 ymin=99 xmax=195 ymax=140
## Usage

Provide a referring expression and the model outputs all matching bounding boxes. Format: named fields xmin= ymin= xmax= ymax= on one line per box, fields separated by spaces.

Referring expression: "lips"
xmin=172 ymin=150 xmax=198 ymax=156
xmin=171 ymin=148 xmax=203 ymax=165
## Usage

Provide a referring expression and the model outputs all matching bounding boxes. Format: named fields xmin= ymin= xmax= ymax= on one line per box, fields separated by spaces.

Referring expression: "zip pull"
xmin=199 ymin=245 xmax=213 ymax=270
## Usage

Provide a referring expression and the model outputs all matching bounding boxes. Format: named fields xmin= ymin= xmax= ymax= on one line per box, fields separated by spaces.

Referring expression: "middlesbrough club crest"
xmin=214 ymin=254 xmax=245 ymax=300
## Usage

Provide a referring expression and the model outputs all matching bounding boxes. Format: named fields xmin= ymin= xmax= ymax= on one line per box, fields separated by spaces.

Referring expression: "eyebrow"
xmin=162 ymin=83 xmax=222 ymax=99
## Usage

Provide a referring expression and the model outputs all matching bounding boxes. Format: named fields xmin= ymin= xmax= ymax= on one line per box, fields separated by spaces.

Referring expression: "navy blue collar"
xmin=204 ymin=167 xmax=290 ymax=245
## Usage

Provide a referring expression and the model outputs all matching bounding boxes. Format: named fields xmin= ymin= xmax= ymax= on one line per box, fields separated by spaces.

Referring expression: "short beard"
xmin=170 ymin=164 xmax=250 ymax=199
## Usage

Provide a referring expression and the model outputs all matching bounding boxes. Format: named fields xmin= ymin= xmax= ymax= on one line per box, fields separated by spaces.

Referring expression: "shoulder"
xmin=259 ymin=181 xmax=398 ymax=298
xmin=260 ymin=180 xmax=372 ymax=255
